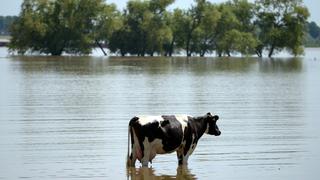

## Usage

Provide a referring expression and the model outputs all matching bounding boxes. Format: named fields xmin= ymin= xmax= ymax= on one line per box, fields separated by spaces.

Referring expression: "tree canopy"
xmin=9 ymin=0 xmax=118 ymax=55
xmin=9 ymin=0 xmax=311 ymax=57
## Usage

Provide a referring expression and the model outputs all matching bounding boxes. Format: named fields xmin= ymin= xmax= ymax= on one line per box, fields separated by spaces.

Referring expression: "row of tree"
xmin=9 ymin=0 xmax=310 ymax=57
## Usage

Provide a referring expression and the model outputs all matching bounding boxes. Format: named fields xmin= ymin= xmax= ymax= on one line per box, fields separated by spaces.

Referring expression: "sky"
xmin=0 ymin=0 xmax=319 ymax=24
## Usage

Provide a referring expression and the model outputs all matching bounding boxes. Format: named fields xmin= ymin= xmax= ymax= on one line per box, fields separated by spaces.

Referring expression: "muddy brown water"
xmin=1 ymin=48 xmax=320 ymax=179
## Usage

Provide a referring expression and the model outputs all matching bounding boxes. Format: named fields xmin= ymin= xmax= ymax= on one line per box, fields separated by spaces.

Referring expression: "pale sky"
xmin=0 ymin=0 xmax=319 ymax=24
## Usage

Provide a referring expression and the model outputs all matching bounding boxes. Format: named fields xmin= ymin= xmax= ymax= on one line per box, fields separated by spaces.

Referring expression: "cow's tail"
xmin=127 ymin=117 xmax=139 ymax=167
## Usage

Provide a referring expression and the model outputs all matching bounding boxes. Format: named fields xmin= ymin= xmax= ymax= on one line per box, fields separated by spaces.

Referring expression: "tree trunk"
xmin=200 ymin=50 xmax=205 ymax=57
xmin=227 ymin=50 xmax=231 ymax=57
xmin=120 ymin=50 xmax=125 ymax=57
xmin=95 ymin=40 xmax=107 ymax=56
xmin=255 ymin=50 xmax=262 ymax=57
xmin=51 ymin=51 xmax=62 ymax=56
xmin=169 ymin=36 xmax=175 ymax=57
xmin=186 ymin=44 xmax=191 ymax=57
xmin=50 ymin=48 xmax=63 ymax=56
xmin=186 ymin=32 xmax=192 ymax=57
xmin=268 ymin=45 xmax=274 ymax=58
xmin=255 ymin=46 xmax=263 ymax=57
xmin=217 ymin=50 xmax=222 ymax=57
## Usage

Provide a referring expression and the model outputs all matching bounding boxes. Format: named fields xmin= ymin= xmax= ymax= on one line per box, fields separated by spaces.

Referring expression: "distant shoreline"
xmin=0 ymin=36 xmax=10 ymax=47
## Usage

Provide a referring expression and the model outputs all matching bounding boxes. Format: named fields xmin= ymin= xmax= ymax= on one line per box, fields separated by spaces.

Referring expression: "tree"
xmin=93 ymin=3 xmax=121 ymax=55
xmin=254 ymin=0 xmax=309 ymax=57
xmin=215 ymin=2 xmax=240 ymax=56
xmin=108 ymin=15 xmax=131 ymax=56
xmin=9 ymin=0 xmax=116 ymax=55
xmin=9 ymin=0 xmax=311 ymax=57
xmin=218 ymin=29 xmax=257 ymax=56
xmin=192 ymin=3 xmax=221 ymax=57
xmin=183 ymin=0 xmax=207 ymax=57
xmin=165 ymin=9 xmax=191 ymax=56
xmin=144 ymin=0 xmax=174 ymax=56
xmin=109 ymin=0 xmax=174 ymax=56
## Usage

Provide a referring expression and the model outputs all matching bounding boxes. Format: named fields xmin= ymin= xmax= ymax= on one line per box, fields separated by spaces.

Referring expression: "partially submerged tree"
xmin=9 ymin=0 xmax=118 ymax=55
xmin=254 ymin=0 xmax=309 ymax=57
xmin=109 ymin=0 xmax=174 ymax=56
xmin=9 ymin=0 xmax=310 ymax=57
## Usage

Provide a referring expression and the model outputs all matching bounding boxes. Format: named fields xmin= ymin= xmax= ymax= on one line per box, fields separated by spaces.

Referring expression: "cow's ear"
xmin=213 ymin=115 xmax=219 ymax=121
xmin=206 ymin=112 xmax=212 ymax=116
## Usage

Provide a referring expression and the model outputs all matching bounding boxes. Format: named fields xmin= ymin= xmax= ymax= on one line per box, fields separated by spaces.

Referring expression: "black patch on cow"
xmin=183 ymin=116 xmax=207 ymax=156
xmin=129 ymin=116 xmax=139 ymax=126
xmin=129 ymin=115 xmax=184 ymax=157
xmin=160 ymin=119 xmax=170 ymax=127
xmin=183 ymin=117 xmax=193 ymax=156
xmin=160 ymin=115 xmax=184 ymax=152
xmin=142 ymin=121 xmax=160 ymax=142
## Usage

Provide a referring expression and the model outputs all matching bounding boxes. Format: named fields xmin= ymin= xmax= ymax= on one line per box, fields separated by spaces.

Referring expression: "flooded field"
xmin=0 ymin=48 xmax=320 ymax=179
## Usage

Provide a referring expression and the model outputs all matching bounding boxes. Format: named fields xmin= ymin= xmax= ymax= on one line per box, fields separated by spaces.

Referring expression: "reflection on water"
xmin=1 ymin=50 xmax=320 ymax=180
xmin=258 ymin=58 xmax=303 ymax=73
xmin=127 ymin=166 xmax=196 ymax=180
xmin=10 ymin=56 xmax=303 ymax=75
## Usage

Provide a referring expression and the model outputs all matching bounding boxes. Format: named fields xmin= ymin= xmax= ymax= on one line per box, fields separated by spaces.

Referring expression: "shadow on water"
xmin=127 ymin=166 xmax=197 ymax=180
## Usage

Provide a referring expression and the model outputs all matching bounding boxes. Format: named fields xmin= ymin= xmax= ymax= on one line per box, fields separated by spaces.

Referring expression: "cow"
xmin=126 ymin=112 xmax=221 ymax=167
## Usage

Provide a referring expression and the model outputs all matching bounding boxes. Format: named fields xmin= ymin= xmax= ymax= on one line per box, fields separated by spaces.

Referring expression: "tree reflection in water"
xmin=127 ymin=166 xmax=197 ymax=180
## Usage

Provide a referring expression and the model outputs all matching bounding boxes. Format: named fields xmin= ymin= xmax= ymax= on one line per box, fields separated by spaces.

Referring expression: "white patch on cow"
xmin=151 ymin=139 xmax=166 ymax=154
xmin=141 ymin=138 xmax=150 ymax=167
xmin=175 ymin=115 xmax=190 ymax=134
xmin=141 ymin=138 xmax=166 ymax=167
xmin=137 ymin=116 xmax=163 ymax=126
xmin=181 ymin=134 xmax=198 ymax=165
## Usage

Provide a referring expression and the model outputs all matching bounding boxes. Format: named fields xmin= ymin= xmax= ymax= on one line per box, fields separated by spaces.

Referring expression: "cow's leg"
xmin=176 ymin=149 xmax=184 ymax=165
xmin=127 ymin=145 xmax=137 ymax=167
xmin=127 ymin=153 xmax=136 ymax=167
xmin=177 ymin=142 xmax=198 ymax=166
xmin=141 ymin=138 xmax=150 ymax=167
xmin=183 ymin=143 xmax=197 ymax=165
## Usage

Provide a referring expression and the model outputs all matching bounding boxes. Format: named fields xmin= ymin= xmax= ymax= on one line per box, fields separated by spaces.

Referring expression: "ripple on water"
xmin=1 ymin=54 xmax=320 ymax=180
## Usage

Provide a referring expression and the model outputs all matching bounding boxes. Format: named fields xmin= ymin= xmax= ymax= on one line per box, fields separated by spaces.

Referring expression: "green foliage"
xmin=109 ymin=0 xmax=174 ymax=56
xmin=9 ymin=0 xmax=312 ymax=57
xmin=255 ymin=0 xmax=309 ymax=57
xmin=219 ymin=29 xmax=258 ymax=56
xmin=9 ymin=0 xmax=118 ymax=55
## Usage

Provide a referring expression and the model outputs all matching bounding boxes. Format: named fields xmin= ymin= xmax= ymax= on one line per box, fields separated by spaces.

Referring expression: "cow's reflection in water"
xmin=127 ymin=166 xmax=196 ymax=180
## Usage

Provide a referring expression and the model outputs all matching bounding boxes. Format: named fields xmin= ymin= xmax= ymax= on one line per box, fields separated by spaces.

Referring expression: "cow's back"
xmin=129 ymin=115 xmax=188 ymax=154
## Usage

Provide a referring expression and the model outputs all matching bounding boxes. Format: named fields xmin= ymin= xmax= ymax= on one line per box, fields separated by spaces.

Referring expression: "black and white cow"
xmin=127 ymin=112 xmax=221 ymax=167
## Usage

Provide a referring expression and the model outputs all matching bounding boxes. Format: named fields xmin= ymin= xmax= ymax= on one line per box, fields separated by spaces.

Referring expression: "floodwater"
xmin=0 ymin=48 xmax=320 ymax=180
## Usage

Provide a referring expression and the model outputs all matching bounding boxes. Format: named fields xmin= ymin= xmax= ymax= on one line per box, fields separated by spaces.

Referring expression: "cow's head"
xmin=204 ymin=112 xmax=221 ymax=136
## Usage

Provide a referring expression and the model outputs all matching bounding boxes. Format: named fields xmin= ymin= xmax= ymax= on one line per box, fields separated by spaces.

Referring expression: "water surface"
xmin=0 ymin=48 xmax=320 ymax=179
